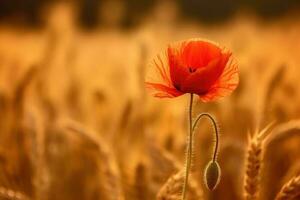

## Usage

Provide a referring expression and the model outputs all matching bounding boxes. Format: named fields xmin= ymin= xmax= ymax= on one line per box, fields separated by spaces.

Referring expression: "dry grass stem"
xmin=156 ymin=170 xmax=202 ymax=200
xmin=265 ymin=120 xmax=300 ymax=147
xmin=0 ymin=186 xmax=29 ymax=200
xmin=243 ymin=124 xmax=273 ymax=200
xmin=275 ymin=175 xmax=300 ymax=200
xmin=61 ymin=119 xmax=125 ymax=200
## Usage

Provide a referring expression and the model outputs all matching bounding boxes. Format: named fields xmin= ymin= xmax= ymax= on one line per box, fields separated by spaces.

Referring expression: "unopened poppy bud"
xmin=204 ymin=161 xmax=221 ymax=191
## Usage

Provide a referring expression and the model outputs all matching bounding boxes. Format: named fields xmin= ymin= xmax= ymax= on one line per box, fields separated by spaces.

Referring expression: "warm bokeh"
xmin=0 ymin=1 xmax=300 ymax=200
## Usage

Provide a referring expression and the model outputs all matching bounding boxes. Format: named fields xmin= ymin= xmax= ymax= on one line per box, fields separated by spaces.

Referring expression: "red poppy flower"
xmin=145 ymin=39 xmax=239 ymax=102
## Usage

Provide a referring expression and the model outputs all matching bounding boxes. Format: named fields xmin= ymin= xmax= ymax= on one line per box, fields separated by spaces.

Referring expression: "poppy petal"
xmin=145 ymin=82 xmax=183 ymax=98
xmin=145 ymin=51 xmax=183 ymax=98
xmin=145 ymin=38 xmax=239 ymax=101
xmin=168 ymin=46 xmax=190 ymax=90
xmin=181 ymin=39 xmax=222 ymax=69
xmin=181 ymin=53 xmax=230 ymax=95
xmin=199 ymin=55 xmax=239 ymax=102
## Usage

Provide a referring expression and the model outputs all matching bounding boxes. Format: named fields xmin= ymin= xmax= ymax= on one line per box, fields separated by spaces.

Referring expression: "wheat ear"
xmin=157 ymin=170 xmax=202 ymax=200
xmin=61 ymin=119 xmax=125 ymax=200
xmin=275 ymin=175 xmax=300 ymax=200
xmin=0 ymin=186 xmax=29 ymax=200
xmin=243 ymin=124 xmax=273 ymax=200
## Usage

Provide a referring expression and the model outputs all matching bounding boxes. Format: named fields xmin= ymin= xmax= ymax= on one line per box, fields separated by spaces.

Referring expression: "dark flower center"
xmin=174 ymin=84 xmax=181 ymax=91
xmin=188 ymin=67 xmax=197 ymax=73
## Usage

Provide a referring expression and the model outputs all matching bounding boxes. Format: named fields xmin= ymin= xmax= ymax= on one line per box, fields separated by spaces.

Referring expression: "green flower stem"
xmin=192 ymin=113 xmax=219 ymax=162
xmin=181 ymin=93 xmax=194 ymax=200
xmin=181 ymin=95 xmax=220 ymax=200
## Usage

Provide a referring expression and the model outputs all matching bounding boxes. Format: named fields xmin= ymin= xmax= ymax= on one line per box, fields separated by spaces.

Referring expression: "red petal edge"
xmin=145 ymin=52 xmax=183 ymax=98
xmin=199 ymin=55 xmax=239 ymax=102
xmin=145 ymin=82 xmax=183 ymax=98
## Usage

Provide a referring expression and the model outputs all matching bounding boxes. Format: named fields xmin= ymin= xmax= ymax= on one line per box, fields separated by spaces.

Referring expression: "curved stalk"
xmin=181 ymin=98 xmax=220 ymax=200
xmin=192 ymin=113 xmax=219 ymax=162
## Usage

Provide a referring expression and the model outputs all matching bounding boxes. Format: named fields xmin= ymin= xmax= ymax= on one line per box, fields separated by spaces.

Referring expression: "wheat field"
xmin=0 ymin=2 xmax=300 ymax=200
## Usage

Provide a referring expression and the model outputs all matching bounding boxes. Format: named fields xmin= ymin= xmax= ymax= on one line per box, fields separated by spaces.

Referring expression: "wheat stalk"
xmin=244 ymin=133 xmax=262 ymax=200
xmin=0 ymin=186 xmax=29 ymax=200
xmin=264 ymin=120 xmax=300 ymax=147
xmin=156 ymin=170 xmax=202 ymax=200
xmin=148 ymin=142 xmax=203 ymax=199
xmin=133 ymin=162 xmax=149 ymax=200
xmin=157 ymin=170 xmax=184 ymax=200
xmin=243 ymin=124 xmax=273 ymax=200
xmin=147 ymin=143 xmax=181 ymax=182
xmin=60 ymin=119 xmax=125 ymax=200
xmin=256 ymin=64 xmax=285 ymax=126
xmin=275 ymin=175 xmax=300 ymax=200
xmin=29 ymin=113 xmax=49 ymax=200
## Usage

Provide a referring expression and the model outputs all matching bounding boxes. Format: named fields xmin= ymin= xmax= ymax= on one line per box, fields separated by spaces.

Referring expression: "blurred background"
xmin=0 ymin=0 xmax=300 ymax=200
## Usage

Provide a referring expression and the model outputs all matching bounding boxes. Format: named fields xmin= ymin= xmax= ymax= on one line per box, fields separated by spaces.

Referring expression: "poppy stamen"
xmin=188 ymin=67 xmax=197 ymax=73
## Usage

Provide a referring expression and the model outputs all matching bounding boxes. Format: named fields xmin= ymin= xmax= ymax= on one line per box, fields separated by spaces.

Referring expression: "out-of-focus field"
xmin=0 ymin=2 xmax=300 ymax=200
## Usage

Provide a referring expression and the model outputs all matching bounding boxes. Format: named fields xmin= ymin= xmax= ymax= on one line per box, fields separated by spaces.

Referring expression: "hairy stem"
xmin=181 ymin=97 xmax=220 ymax=199
xmin=181 ymin=93 xmax=194 ymax=200
xmin=192 ymin=113 xmax=219 ymax=162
